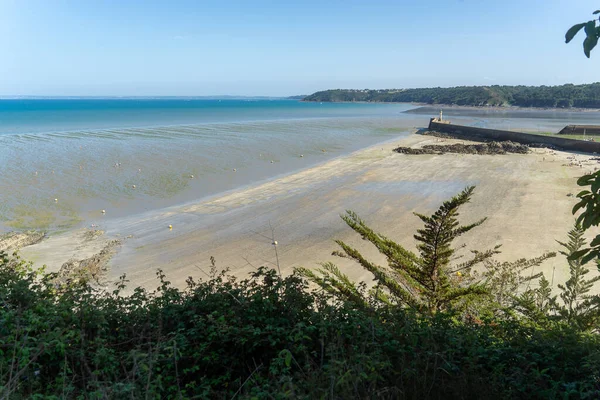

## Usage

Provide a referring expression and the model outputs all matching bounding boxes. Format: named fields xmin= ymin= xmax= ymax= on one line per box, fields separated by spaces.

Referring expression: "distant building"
xmin=430 ymin=110 xmax=451 ymax=125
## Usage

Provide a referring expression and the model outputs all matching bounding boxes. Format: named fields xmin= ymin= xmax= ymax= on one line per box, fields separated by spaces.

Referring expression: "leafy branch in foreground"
xmin=571 ymin=171 xmax=600 ymax=265
xmin=481 ymin=254 xmax=549 ymax=308
xmin=298 ymin=186 xmax=554 ymax=314
xmin=515 ymin=224 xmax=600 ymax=332
xmin=556 ymin=225 xmax=600 ymax=330
xmin=565 ymin=9 xmax=600 ymax=57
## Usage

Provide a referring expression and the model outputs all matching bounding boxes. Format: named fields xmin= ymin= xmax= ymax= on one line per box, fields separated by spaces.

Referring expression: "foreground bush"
xmin=1 ymin=252 xmax=599 ymax=399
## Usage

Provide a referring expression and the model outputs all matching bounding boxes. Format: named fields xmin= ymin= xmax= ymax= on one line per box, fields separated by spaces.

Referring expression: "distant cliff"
xmin=303 ymin=83 xmax=600 ymax=109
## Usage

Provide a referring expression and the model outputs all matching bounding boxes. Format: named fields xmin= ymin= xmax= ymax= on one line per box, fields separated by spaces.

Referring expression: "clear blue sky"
xmin=0 ymin=0 xmax=598 ymax=96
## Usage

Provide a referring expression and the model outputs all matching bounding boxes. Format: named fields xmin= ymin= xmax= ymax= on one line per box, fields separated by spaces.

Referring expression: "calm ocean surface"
xmin=2 ymin=98 xmax=598 ymax=233
xmin=0 ymin=99 xmax=417 ymax=135
xmin=0 ymin=99 xmax=423 ymax=232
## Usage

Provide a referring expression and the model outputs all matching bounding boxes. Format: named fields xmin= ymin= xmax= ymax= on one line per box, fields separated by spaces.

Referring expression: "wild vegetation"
xmin=2 ymin=185 xmax=600 ymax=399
xmin=303 ymin=83 xmax=600 ymax=108
xmin=3 ymin=8 xmax=600 ymax=400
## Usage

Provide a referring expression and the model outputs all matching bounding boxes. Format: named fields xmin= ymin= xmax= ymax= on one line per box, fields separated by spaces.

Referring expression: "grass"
xmin=523 ymin=130 xmax=597 ymax=141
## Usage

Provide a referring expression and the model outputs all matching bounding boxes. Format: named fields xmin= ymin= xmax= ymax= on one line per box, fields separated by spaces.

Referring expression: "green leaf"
xmin=581 ymin=251 xmax=598 ymax=265
xmin=577 ymin=174 xmax=595 ymax=186
xmin=569 ymin=248 xmax=591 ymax=261
xmin=572 ymin=202 xmax=586 ymax=215
xmin=283 ymin=350 xmax=292 ymax=367
xmin=592 ymin=180 xmax=600 ymax=195
xmin=576 ymin=190 xmax=592 ymax=197
xmin=584 ymin=22 xmax=599 ymax=58
xmin=566 ymin=23 xmax=586 ymax=43
xmin=576 ymin=212 xmax=586 ymax=227
xmin=585 ymin=21 xmax=597 ymax=37
xmin=590 ymin=235 xmax=600 ymax=247
xmin=584 ymin=36 xmax=598 ymax=58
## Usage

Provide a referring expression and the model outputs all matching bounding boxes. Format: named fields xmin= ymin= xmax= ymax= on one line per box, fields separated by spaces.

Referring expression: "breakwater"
xmin=559 ymin=125 xmax=600 ymax=135
xmin=428 ymin=119 xmax=600 ymax=153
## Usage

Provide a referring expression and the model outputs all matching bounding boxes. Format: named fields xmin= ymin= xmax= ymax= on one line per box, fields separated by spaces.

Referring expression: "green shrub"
xmin=1 ymin=250 xmax=599 ymax=399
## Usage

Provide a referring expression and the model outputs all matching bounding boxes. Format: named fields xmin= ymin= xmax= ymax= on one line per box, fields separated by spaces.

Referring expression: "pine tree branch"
xmin=450 ymin=247 xmax=501 ymax=274
xmin=335 ymin=240 xmax=423 ymax=310
xmin=341 ymin=211 xmax=421 ymax=274
xmin=295 ymin=265 xmax=367 ymax=307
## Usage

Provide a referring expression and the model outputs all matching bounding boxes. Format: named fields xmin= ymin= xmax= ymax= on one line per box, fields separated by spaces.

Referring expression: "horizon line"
xmin=0 ymin=95 xmax=306 ymax=100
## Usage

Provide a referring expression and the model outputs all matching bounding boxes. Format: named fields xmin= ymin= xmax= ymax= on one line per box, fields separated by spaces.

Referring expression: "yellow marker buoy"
xmin=169 ymin=225 xmax=173 ymax=230
xmin=101 ymin=210 xmax=106 ymax=214
xmin=54 ymin=198 xmax=58 ymax=202
xmin=270 ymin=160 xmax=274 ymax=163
xmin=233 ymin=168 xmax=236 ymax=172
xmin=300 ymin=154 xmax=304 ymax=157
xmin=189 ymin=174 xmax=194 ymax=178
xmin=132 ymin=185 xmax=136 ymax=189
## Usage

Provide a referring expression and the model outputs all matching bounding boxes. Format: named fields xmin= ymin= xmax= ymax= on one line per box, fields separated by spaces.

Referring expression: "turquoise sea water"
xmin=3 ymin=99 xmax=600 ymax=233
xmin=0 ymin=99 xmax=417 ymax=135
xmin=0 ymin=99 xmax=423 ymax=232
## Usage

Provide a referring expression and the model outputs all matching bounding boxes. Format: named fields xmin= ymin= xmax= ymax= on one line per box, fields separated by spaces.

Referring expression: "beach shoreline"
xmin=17 ymin=131 xmax=599 ymax=292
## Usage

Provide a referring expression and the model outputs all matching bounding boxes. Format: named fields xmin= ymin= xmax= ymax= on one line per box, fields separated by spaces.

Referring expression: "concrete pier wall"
xmin=428 ymin=119 xmax=600 ymax=153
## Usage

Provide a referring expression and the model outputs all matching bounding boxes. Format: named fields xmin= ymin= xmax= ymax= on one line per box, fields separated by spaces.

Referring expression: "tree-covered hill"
xmin=303 ymin=83 xmax=600 ymax=108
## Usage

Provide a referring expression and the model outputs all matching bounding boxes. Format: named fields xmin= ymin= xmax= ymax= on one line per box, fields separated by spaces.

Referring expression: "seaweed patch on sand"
xmin=394 ymin=141 xmax=529 ymax=155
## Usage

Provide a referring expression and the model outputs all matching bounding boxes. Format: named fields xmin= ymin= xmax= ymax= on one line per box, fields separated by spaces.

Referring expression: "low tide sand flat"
xmin=5 ymin=100 xmax=600 ymax=291
xmin=0 ymin=100 xmax=421 ymax=231
xmin=20 ymin=133 xmax=598 ymax=292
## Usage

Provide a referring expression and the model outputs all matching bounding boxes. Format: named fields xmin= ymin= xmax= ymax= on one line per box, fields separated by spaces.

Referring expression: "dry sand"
xmin=19 ymin=133 xmax=599 ymax=291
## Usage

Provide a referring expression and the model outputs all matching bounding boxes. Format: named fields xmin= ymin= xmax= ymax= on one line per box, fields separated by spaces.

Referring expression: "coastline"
xmin=405 ymin=104 xmax=600 ymax=113
xmin=301 ymin=100 xmax=600 ymax=113
xmin=0 ymin=103 xmax=421 ymax=234
xmin=19 ymin=132 xmax=598 ymax=292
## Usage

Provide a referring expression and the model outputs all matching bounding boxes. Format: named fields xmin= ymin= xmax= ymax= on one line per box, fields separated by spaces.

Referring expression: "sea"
xmin=2 ymin=98 xmax=600 ymax=233
xmin=0 ymin=99 xmax=423 ymax=232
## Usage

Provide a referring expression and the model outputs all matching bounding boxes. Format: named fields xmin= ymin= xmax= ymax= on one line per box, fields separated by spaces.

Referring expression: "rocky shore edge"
xmin=54 ymin=239 xmax=121 ymax=286
xmin=1 ymin=230 xmax=121 ymax=286
xmin=0 ymin=231 xmax=46 ymax=252
xmin=394 ymin=139 xmax=530 ymax=155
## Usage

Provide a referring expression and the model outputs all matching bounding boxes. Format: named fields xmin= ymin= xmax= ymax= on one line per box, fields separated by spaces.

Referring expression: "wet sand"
xmin=19 ymin=133 xmax=598 ymax=292
xmin=0 ymin=110 xmax=419 ymax=233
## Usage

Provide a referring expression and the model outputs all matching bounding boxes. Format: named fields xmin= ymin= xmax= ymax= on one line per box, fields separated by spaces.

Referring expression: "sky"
xmin=0 ymin=0 xmax=599 ymax=96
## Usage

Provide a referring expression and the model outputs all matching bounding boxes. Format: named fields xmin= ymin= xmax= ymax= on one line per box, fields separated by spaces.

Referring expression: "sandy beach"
xmin=16 ymin=132 xmax=598 ymax=292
